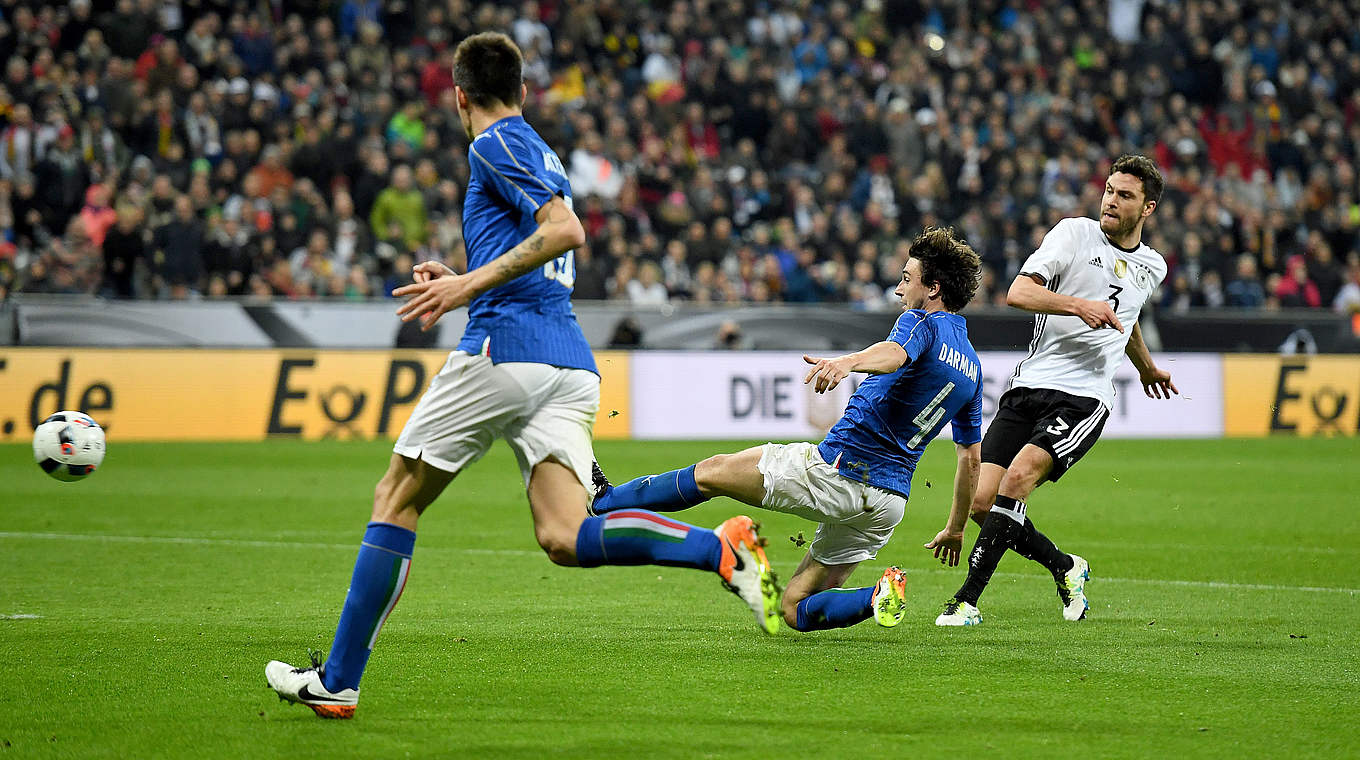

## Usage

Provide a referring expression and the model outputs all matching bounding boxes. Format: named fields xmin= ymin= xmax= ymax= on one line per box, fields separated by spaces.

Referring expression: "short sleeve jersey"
xmin=1008 ymin=217 xmax=1167 ymax=408
xmin=817 ymin=310 xmax=983 ymax=498
xmin=458 ymin=115 xmax=596 ymax=373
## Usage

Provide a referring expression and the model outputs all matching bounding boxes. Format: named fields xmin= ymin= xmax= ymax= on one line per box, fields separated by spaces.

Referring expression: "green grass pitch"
xmin=2 ymin=437 xmax=1358 ymax=758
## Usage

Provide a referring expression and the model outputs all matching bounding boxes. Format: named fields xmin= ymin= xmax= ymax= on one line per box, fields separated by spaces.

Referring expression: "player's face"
xmin=894 ymin=257 xmax=932 ymax=310
xmin=1099 ymin=172 xmax=1154 ymax=237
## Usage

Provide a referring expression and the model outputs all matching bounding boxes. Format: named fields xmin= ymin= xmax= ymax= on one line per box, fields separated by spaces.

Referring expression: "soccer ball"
xmin=33 ymin=411 xmax=106 ymax=482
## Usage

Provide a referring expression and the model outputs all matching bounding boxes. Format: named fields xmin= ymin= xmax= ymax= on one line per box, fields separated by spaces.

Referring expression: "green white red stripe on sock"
xmin=364 ymin=555 xmax=410 ymax=650
xmin=603 ymin=510 xmax=690 ymax=543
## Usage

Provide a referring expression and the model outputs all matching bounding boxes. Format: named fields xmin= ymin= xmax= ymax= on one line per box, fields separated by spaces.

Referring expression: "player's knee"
xmin=969 ymin=488 xmax=993 ymax=516
xmin=998 ymin=468 xmax=1039 ymax=499
xmin=969 ymin=500 xmax=991 ymax=525
xmin=693 ymin=454 xmax=730 ymax=492
xmin=780 ymin=594 xmax=802 ymax=630
xmin=534 ymin=525 xmax=579 ymax=567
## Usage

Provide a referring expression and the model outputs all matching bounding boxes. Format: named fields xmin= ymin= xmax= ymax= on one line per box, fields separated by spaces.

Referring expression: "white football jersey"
xmin=1007 ymin=217 xmax=1168 ymax=408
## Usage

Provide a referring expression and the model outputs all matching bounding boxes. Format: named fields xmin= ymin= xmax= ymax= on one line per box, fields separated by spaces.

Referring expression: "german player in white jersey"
xmin=936 ymin=154 xmax=1178 ymax=626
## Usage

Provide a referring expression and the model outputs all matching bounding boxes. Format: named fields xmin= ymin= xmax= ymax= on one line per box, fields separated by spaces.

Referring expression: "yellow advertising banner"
xmin=1223 ymin=355 xmax=1360 ymax=436
xmin=0 ymin=349 xmax=631 ymax=442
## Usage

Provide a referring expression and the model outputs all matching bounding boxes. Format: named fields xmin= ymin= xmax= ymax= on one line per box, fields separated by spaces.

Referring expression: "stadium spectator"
xmin=245 ymin=146 xmax=294 ymax=200
xmin=0 ymin=105 xmax=42 ymax=181
xmin=369 ymin=164 xmax=427 ymax=250
xmin=203 ymin=212 xmax=256 ymax=295
xmin=77 ymin=184 xmax=117 ymax=249
xmin=99 ymin=203 xmax=146 ymax=298
xmin=35 ymin=126 xmax=90 ymax=230
xmin=153 ymin=194 xmax=204 ymax=297
xmin=1226 ymin=254 xmax=1267 ymax=308
xmin=626 ymin=259 xmax=669 ymax=306
xmin=1274 ymin=255 xmax=1321 ymax=308
xmin=1334 ymin=257 xmax=1360 ymax=314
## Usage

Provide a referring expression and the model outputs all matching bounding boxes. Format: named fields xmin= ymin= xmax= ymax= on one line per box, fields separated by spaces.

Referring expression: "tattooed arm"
xmin=394 ymin=196 xmax=585 ymax=330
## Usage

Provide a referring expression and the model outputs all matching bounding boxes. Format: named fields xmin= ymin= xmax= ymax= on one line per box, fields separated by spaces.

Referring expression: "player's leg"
xmin=507 ymin=366 xmax=780 ymax=632
xmin=265 ymin=455 xmax=455 ymax=717
xmin=267 ymin=352 xmax=516 ymax=716
xmin=589 ymin=445 xmax=766 ymax=515
xmin=972 ymin=450 xmax=1068 ymax=567
xmin=974 ymin=451 xmax=1078 ymax=582
xmin=781 ymin=554 xmax=864 ymax=630
xmin=944 ymin=444 xmax=1051 ymax=620
xmin=1007 ymin=394 xmax=1109 ymax=619
xmin=968 ymin=462 xmax=1006 ymax=526
xmin=781 ymin=553 xmax=909 ymax=631
xmin=773 ymin=468 xmax=908 ymax=631
xmin=945 ymin=390 xmax=1107 ymax=623
xmin=532 ymin=456 xmax=781 ymax=633
xmin=993 ymin=451 xmax=1093 ymax=622
xmin=940 ymin=389 xmax=1042 ymax=625
xmin=322 ymin=456 xmax=453 ymax=687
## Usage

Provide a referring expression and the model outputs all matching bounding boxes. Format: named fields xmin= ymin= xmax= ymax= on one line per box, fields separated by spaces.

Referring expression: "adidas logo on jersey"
xmin=1088 ymin=256 xmax=1104 ymax=267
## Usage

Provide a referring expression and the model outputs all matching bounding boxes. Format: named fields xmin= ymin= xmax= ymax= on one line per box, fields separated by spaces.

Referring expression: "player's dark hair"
xmin=908 ymin=227 xmax=981 ymax=312
xmin=1110 ymin=154 xmax=1164 ymax=206
xmin=453 ymin=32 xmax=523 ymax=109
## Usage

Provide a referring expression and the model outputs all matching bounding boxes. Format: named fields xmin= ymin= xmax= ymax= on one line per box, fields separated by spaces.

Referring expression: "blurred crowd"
xmin=2 ymin=0 xmax=1359 ymax=317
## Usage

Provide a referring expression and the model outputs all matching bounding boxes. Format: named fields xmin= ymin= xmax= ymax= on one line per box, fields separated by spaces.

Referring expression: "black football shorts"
xmin=980 ymin=387 xmax=1110 ymax=482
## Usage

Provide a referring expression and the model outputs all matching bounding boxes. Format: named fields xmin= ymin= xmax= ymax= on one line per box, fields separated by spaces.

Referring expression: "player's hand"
xmin=1139 ymin=366 xmax=1179 ymax=399
xmin=924 ymin=528 xmax=964 ymax=566
xmin=803 ymin=354 xmax=853 ymax=393
xmin=393 ymin=273 xmax=475 ymax=330
xmin=1073 ymin=299 xmax=1123 ymax=332
xmin=412 ymin=260 xmax=455 ymax=284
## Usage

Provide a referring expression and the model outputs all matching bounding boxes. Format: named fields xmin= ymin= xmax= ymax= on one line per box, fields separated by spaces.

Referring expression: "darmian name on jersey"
xmin=938 ymin=343 xmax=979 ymax=382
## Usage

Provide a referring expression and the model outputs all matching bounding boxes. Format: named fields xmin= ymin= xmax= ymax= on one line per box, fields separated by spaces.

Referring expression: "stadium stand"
xmin=0 ymin=0 xmax=1357 ymax=318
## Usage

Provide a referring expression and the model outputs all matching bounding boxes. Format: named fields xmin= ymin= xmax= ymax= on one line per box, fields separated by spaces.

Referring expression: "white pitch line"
xmin=0 ymin=531 xmax=1357 ymax=595
xmin=0 ymin=531 xmax=542 ymax=556
xmin=1075 ymin=540 xmax=1351 ymax=556
xmin=917 ymin=566 xmax=1360 ymax=596
xmin=1 ymin=614 xmax=43 ymax=620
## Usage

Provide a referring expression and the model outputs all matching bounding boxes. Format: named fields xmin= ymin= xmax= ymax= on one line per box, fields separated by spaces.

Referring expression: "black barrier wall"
xmin=8 ymin=297 xmax=1359 ymax=353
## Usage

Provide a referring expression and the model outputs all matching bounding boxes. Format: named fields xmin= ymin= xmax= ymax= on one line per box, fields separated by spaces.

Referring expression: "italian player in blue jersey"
xmin=265 ymin=32 xmax=778 ymax=718
xmin=591 ymin=228 xmax=985 ymax=633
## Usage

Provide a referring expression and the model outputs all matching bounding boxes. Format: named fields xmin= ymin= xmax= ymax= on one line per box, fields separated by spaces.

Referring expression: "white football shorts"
xmin=393 ymin=351 xmax=599 ymax=490
xmin=757 ymin=441 xmax=907 ymax=565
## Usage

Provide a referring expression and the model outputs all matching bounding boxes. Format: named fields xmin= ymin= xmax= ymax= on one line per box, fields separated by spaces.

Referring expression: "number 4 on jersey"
xmin=907 ymin=382 xmax=955 ymax=448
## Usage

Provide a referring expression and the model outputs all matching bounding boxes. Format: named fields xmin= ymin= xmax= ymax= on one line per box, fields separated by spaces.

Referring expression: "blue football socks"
xmin=793 ymin=587 xmax=875 ymax=631
xmin=322 ymin=522 xmax=416 ymax=692
xmin=591 ymin=464 xmax=705 ymax=514
xmin=575 ymin=510 xmax=720 ymax=571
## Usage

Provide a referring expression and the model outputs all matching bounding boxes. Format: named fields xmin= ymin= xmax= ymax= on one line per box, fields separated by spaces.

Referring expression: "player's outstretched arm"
xmin=924 ymin=442 xmax=979 ymax=567
xmin=394 ymin=196 xmax=585 ymax=330
xmin=802 ymin=341 xmax=908 ymax=394
xmin=1006 ymin=274 xmax=1123 ymax=332
xmin=1124 ymin=322 xmax=1179 ymax=399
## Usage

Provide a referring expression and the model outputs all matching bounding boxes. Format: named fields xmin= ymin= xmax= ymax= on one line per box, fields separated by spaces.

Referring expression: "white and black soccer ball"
xmin=33 ymin=411 xmax=106 ymax=482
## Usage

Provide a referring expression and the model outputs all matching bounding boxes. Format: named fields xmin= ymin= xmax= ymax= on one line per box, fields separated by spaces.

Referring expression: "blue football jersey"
xmin=816 ymin=310 xmax=983 ymax=498
xmin=457 ymin=115 xmax=596 ymax=373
